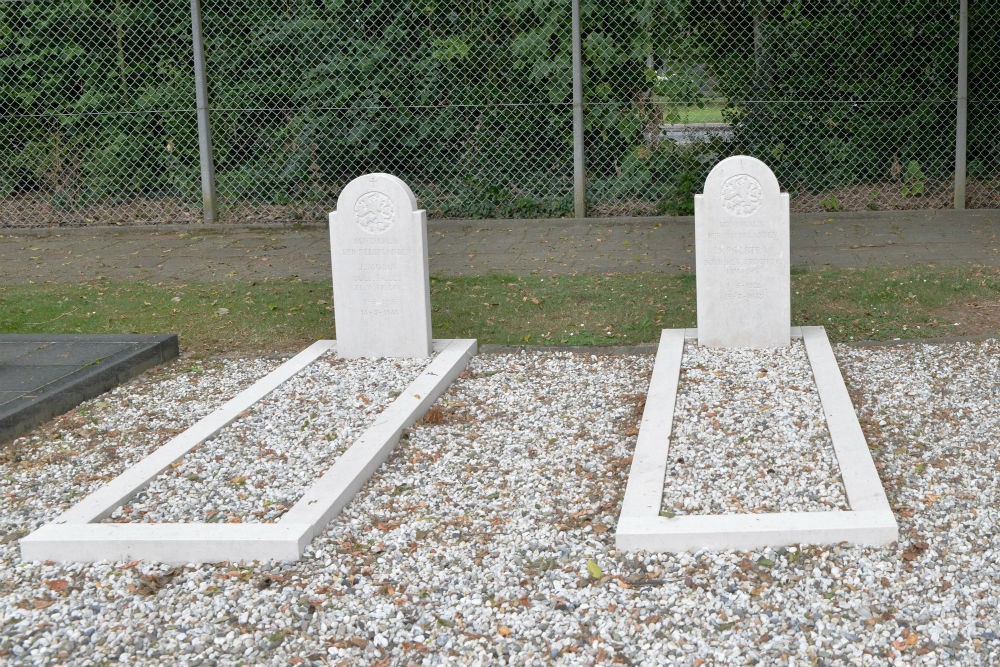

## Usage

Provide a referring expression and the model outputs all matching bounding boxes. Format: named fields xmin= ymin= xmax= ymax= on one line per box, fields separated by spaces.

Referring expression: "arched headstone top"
xmin=329 ymin=173 xmax=431 ymax=358
xmin=335 ymin=173 xmax=421 ymax=236
xmin=694 ymin=156 xmax=790 ymax=348
xmin=702 ymin=156 xmax=782 ymax=219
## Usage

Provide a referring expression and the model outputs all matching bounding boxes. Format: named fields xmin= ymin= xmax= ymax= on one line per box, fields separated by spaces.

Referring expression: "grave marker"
xmin=329 ymin=173 xmax=432 ymax=359
xmin=616 ymin=156 xmax=896 ymax=552
xmin=695 ymin=156 xmax=790 ymax=348
xmin=19 ymin=173 xmax=478 ymax=563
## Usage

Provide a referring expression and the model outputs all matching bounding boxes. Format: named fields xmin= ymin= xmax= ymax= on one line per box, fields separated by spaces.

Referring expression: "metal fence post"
xmin=190 ymin=0 xmax=217 ymax=223
xmin=571 ymin=0 xmax=586 ymax=218
xmin=955 ymin=0 xmax=968 ymax=210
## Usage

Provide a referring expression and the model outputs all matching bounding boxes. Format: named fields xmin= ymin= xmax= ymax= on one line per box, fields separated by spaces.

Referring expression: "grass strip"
xmin=1 ymin=265 xmax=998 ymax=356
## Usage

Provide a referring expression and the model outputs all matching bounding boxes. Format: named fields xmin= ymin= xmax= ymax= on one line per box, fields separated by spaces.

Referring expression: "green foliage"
xmin=3 ymin=0 xmax=995 ymax=218
xmin=581 ymin=0 xmax=711 ymax=180
xmin=200 ymin=0 xmax=586 ymax=216
xmin=592 ymin=136 xmax=724 ymax=215
xmin=0 ymin=1 xmax=199 ymax=203
xmin=901 ymin=160 xmax=926 ymax=197
xmin=2 ymin=0 xmax=591 ymax=217
xmin=692 ymin=0 xmax=964 ymax=193
xmin=968 ymin=1 xmax=1000 ymax=183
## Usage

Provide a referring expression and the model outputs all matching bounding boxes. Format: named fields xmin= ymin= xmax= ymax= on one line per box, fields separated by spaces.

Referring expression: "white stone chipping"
xmin=3 ymin=342 xmax=1000 ymax=665
xmin=103 ymin=353 xmax=429 ymax=524
xmin=663 ymin=340 xmax=848 ymax=515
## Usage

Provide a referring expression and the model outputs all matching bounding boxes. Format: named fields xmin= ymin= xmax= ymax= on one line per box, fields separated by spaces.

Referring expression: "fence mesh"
xmin=201 ymin=0 xmax=575 ymax=223
xmin=584 ymin=0 xmax=960 ymax=215
xmin=0 ymin=0 xmax=201 ymax=226
xmin=0 ymin=0 xmax=991 ymax=226
xmin=968 ymin=0 xmax=1000 ymax=209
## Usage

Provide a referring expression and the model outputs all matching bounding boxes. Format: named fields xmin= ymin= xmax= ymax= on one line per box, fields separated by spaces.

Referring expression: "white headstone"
xmin=695 ymin=156 xmax=790 ymax=348
xmin=329 ymin=174 xmax=432 ymax=358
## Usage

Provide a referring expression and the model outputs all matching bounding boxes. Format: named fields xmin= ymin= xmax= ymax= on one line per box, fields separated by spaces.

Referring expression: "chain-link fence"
xmin=200 ymin=0 xmax=575 ymax=224
xmin=586 ymin=0 xmax=963 ymax=216
xmin=968 ymin=0 xmax=1000 ymax=209
xmin=0 ymin=0 xmax=993 ymax=226
xmin=0 ymin=1 xmax=202 ymax=226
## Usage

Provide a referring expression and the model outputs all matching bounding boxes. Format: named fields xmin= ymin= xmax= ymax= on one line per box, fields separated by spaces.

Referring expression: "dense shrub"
xmin=692 ymin=0 xmax=962 ymax=193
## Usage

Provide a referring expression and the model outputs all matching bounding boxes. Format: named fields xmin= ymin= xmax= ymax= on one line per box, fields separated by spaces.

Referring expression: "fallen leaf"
xmin=586 ymin=558 xmax=603 ymax=580
xmin=498 ymin=626 xmax=511 ymax=637
xmin=45 ymin=579 xmax=68 ymax=592
xmin=902 ymin=541 xmax=929 ymax=561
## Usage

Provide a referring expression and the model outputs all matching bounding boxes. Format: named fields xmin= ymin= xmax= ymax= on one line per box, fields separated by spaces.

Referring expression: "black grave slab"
xmin=0 ymin=334 xmax=179 ymax=443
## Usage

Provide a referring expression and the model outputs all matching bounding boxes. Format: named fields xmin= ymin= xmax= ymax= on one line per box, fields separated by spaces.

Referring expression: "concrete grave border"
xmin=616 ymin=326 xmax=898 ymax=552
xmin=21 ymin=338 xmax=476 ymax=563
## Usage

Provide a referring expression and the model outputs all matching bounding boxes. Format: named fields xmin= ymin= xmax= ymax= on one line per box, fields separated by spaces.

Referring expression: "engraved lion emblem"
xmin=721 ymin=174 xmax=763 ymax=217
xmin=354 ymin=191 xmax=395 ymax=234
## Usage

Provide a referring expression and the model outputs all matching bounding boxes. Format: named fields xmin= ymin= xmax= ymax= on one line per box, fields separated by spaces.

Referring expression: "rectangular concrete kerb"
xmin=615 ymin=327 xmax=898 ymax=552
xmin=21 ymin=338 xmax=476 ymax=564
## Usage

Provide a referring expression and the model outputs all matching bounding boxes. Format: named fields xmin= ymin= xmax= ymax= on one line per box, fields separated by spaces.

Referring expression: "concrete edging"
xmin=20 ymin=338 xmax=477 ymax=564
xmin=615 ymin=326 xmax=898 ymax=552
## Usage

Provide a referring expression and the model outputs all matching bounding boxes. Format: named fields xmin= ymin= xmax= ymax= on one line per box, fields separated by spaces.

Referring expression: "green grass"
xmin=1 ymin=265 xmax=998 ymax=356
xmin=0 ymin=280 xmax=337 ymax=357
xmin=656 ymin=102 xmax=727 ymax=124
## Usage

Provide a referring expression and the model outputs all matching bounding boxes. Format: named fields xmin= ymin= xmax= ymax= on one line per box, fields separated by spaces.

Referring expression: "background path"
xmin=2 ymin=209 xmax=998 ymax=284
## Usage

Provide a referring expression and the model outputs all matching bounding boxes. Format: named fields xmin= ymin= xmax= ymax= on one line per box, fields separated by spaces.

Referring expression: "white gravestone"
xmin=329 ymin=174 xmax=432 ymax=358
xmin=695 ymin=156 xmax=790 ymax=348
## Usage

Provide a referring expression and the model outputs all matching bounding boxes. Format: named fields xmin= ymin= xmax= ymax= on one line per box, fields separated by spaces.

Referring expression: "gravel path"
xmin=663 ymin=341 xmax=848 ymax=515
xmin=1 ymin=341 xmax=999 ymax=665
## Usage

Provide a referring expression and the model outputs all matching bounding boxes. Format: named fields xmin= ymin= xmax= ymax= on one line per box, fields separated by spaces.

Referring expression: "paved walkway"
xmin=2 ymin=209 xmax=998 ymax=284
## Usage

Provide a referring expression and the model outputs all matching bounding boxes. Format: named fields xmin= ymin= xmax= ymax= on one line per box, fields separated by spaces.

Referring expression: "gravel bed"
xmin=104 ymin=353 xmax=429 ymax=524
xmin=1 ymin=342 xmax=1000 ymax=665
xmin=663 ymin=341 xmax=848 ymax=515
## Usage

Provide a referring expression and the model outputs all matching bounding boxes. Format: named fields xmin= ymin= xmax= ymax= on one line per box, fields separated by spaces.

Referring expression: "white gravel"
xmin=663 ymin=341 xmax=848 ymax=515
xmin=2 ymin=341 xmax=1000 ymax=665
xmin=103 ymin=353 xmax=429 ymax=523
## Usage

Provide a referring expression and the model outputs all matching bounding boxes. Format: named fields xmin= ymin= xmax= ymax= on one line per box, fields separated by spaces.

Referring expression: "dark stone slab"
xmin=0 ymin=391 xmax=25 ymax=407
xmin=0 ymin=334 xmax=179 ymax=443
xmin=0 ymin=365 xmax=76 ymax=392
xmin=3 ymin=341 xmax=135 ymax=366
xmin=0 ymin=341 xmax=54 ymax=361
